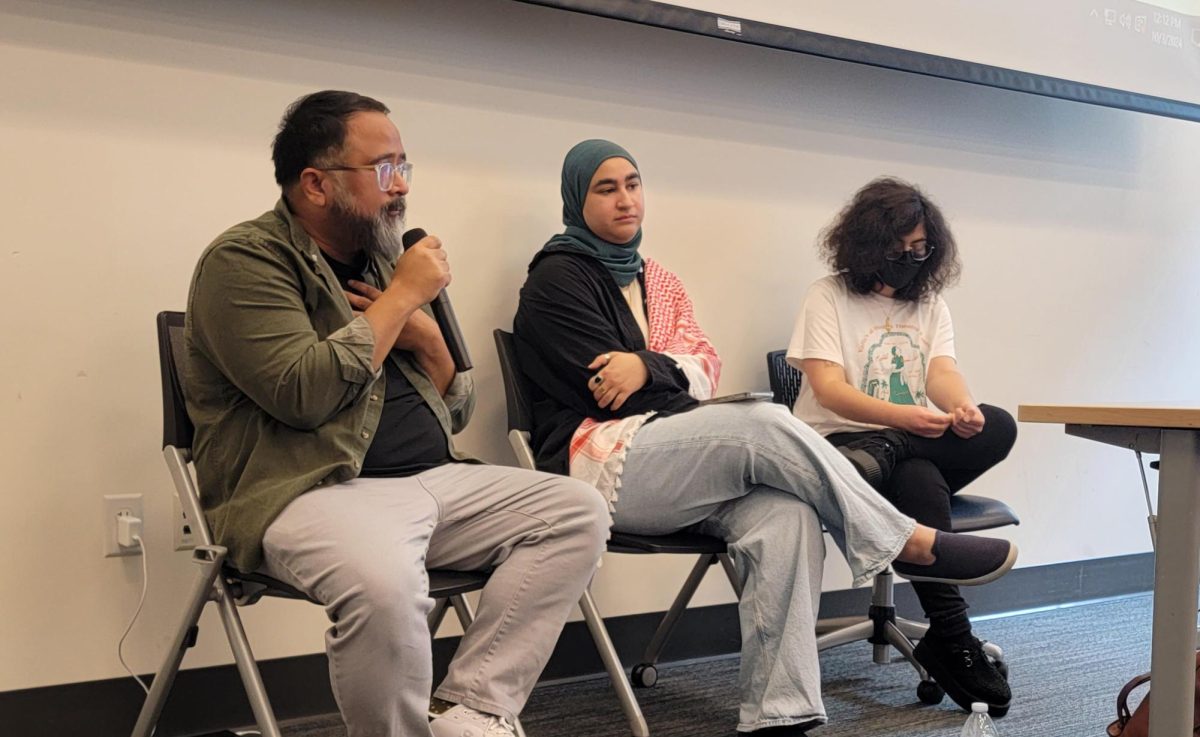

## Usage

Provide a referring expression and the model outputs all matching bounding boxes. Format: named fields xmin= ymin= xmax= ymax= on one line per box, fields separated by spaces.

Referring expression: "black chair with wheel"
xmin=495 ymin=329 xmax=742 ymax=737
xmin=766 ymin=349 xmax=1019 ymax=707
xmin=131 ymin=311 xmax=505 ymax=737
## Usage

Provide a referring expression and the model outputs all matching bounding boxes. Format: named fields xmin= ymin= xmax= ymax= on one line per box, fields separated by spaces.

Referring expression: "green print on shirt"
xmin=860 ymin=331 xmax=926 ymax=406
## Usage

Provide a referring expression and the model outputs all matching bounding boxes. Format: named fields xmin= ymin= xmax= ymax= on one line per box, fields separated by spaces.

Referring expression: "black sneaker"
xmin=836 ymin=430 xmax=910 ymax=491
xmin=914 ymin=632 xmax=1011 ymax=717
xmin=892 ymin=531 xmax=1018 ymax=586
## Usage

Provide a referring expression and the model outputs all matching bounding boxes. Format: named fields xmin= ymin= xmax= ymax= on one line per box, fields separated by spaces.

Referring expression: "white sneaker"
xmin=428 ymin=704 xmax=517 ymax=737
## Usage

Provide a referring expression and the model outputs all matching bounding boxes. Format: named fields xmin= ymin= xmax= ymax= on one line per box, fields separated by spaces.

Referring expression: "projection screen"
xmin=519 ymin=0 xmax=1200 ymax=123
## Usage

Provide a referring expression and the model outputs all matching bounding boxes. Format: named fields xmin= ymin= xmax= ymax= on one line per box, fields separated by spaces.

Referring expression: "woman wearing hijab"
xmin=512 ymin=140 xmax=1017 ymax=735
xmin=787 ymin=177 xmax=1017 ymax=716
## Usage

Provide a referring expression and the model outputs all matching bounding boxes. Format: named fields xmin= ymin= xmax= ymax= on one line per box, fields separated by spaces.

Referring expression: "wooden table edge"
xmin=1018 ymin=404 xmax=1200 ymax=429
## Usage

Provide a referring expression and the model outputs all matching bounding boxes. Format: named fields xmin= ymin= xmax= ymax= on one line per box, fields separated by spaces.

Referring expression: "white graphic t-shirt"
xmin=786 ymin=275 xmax=955 ymax=436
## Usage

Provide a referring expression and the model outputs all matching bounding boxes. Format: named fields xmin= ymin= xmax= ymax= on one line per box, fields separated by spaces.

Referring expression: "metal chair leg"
xmin=130 ymin=546 xmax=225 ymax=737
xmin=893 ymin=617 xmax=929 ymax=641
xmin=580 ymin=588 xmax=650 ymax=737
xmin=571 ymin=588 xmax=648 ymax=737
xmin=428 ymin=597 xmax=450 ymax=634
xmin=216 ymin=581 xmax=283 ymax=737
xmin=717 ymin=553 xmax=743 ymax=598
xmin=888 ymin=617 xmax=931 ymax=675
xmin=450 ymin=594 xmax=475 ymax=628
xmin=509 ymin=710 xmax=527 ymax=737
xmin=816 ymin=619 xmax=876 ymax=651
xmin=640 ymin=554 xmax=716 ymax=665
xmin=868 ymin=568 xmax=898 ymax=665
xmin=815 ymin=615 xmax=868 ymax=635
xmin=881 ymin=620 xmax=928 ymax=678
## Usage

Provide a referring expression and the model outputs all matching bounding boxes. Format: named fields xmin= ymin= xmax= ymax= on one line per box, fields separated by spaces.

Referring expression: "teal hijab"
xmin=540 ymin=139 xmax=643 ymax=287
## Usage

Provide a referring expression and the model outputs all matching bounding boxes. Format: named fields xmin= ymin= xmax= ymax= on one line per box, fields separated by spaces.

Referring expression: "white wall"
xmin=2 ymin=0 xmax=1197 ymax=693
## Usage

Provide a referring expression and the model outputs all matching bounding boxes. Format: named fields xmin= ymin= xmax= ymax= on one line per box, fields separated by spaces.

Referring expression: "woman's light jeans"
xmin=614 ymin=401 xmax=917 ymax=731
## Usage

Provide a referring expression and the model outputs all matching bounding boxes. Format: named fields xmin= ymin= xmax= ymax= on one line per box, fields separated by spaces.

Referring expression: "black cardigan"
xmin=512 ymin=251 xmax=698 ymax=474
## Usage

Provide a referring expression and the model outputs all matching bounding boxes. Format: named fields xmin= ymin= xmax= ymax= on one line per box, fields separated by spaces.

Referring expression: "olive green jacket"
xmin=183 ymin=199 xmax=475 ymax=571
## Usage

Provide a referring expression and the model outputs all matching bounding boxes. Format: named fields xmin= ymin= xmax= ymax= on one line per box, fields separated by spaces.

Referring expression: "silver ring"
xmin=603 ymin=353 xmax=613 ymax=364
xmin=594 ymin=374 xmax=604 ymax=386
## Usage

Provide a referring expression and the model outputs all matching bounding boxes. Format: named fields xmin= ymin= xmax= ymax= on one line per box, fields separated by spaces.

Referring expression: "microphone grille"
xmin=401 ymin=227 xmax=427 ymax=251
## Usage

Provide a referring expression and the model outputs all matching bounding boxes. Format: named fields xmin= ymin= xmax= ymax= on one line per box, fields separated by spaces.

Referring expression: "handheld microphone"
xmin=401 ymin=227 xmax=473 ymax=372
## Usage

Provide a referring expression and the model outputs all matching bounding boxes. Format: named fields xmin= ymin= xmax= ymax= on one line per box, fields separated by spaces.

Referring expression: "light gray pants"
xmin=615 ymin=401 xmax=917 ymax=732
xmin=261 ymin=463 xmax=609 ymax=737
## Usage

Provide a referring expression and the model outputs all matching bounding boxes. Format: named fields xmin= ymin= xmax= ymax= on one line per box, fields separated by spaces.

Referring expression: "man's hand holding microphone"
xmin=357 ymin=231 xmax=452 ymax=382
xmin=353 ymin=228 xmax=470 ymax=394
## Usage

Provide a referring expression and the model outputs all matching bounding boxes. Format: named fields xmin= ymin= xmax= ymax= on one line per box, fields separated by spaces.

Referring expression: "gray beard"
xmin=330 ymin=188 xmax=405 ymax=262
xmin=370 ymin=215 xmax=405 ymax=262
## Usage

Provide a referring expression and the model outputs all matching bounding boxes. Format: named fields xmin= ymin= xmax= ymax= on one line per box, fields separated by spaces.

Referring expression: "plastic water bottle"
xmin=961 ymin=702 xmax=999 ymax=737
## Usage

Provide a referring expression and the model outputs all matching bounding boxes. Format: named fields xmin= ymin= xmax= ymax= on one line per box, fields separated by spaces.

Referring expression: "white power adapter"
xmin=117 ymin=514 xmax=144 ymax=549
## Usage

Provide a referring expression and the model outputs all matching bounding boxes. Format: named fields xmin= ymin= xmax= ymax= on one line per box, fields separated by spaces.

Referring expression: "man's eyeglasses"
xmin=318 ymin=161 xmax=413 ymax=192
xmin=885 ymin=243 xmax=935 ymax=262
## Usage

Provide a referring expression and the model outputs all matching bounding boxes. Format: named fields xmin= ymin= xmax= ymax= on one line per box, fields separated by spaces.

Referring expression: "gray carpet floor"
xmin=279 ymin=593 xmax=1159 ymax=737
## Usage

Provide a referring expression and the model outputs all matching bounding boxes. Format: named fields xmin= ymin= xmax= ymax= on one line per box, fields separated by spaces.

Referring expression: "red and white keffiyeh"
xmin=568 ymin=257 xmax=722 ymax=504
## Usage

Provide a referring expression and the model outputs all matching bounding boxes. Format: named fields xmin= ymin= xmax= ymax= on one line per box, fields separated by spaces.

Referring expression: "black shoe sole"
xmin=742 ymin=719 xmax=823 ymax=736
xmin=913 ymin=641 xmax=1010 ymax=718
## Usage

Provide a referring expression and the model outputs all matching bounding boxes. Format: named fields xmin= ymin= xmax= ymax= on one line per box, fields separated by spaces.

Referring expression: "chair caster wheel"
xmin=917 ymin=679 xmax=944 ymax=705
xmin=631 ymin=663 xmax=658 ymax=688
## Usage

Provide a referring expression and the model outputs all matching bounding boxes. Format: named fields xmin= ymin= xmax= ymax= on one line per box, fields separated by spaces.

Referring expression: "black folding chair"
xmin=495 ymin=330 xmax=742 ymax=737
xmin=766 ymin=349 xmax=1019 ymax=705
xmin=131 ymin=312 xmax=499 ymax=737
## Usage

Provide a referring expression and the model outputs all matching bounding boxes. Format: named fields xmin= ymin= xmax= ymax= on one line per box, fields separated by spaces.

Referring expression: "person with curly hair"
xmin=516 ymin=145 xmax=1019 ymax=735
xmin=787 ymin=176 xmax=1017 ymax=717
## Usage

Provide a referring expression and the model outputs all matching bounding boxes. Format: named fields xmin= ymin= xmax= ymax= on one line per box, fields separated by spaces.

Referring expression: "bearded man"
xmin=182 ymin=90 xmax=608 ymax=737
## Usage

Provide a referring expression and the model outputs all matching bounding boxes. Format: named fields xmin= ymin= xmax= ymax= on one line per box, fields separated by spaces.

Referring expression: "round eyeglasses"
xmin=885 ymin=243 xmax=935 ymax=263
xmin=318 ymin=160 xmax=413 ymax=191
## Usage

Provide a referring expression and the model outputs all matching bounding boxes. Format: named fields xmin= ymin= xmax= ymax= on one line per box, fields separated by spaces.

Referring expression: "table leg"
xmin=1149 ymin=430 xmax=1200 ymax=737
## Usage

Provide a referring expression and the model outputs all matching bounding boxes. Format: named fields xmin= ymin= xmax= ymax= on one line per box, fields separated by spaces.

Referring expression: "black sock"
xmin=927 ymin=619 xmax=973 ymax=642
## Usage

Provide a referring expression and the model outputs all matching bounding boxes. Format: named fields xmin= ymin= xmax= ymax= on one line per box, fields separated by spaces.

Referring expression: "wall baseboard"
xmin=1 ymin=552 xmax=1152 ymax=737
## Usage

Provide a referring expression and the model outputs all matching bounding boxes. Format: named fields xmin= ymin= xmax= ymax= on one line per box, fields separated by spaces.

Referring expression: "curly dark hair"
xmin=819 ymin=177 xmax=961 ymax=301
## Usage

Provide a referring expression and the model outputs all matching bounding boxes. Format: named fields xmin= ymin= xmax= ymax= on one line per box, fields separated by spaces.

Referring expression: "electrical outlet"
xmin=103 ymin=493 xmax=144 ymax=557
xmin=173 ymin=494 xmax=196 ymax=551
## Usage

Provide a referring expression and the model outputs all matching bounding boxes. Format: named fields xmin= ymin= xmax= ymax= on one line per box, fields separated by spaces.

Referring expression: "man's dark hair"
xmin=819 ymin=177 xmax=961 ymax=302
xmin=271 ymin=90 xmax=390 ymax=188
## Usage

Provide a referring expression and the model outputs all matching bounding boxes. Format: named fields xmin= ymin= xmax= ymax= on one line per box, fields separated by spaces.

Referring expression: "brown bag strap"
xmin=1116 ymin=672 xmax=1153 ymax=726
xmin=1110 ymin=652 xmax=1200 ymax=736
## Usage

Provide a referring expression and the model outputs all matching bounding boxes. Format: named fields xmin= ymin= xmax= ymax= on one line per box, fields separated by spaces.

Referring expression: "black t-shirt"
xmin=321 ymin=251 xmax=452 ymax=477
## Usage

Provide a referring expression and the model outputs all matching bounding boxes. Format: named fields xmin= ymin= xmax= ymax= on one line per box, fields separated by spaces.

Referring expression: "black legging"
xmin=827 ymin=404 xmax=1017 ymax=639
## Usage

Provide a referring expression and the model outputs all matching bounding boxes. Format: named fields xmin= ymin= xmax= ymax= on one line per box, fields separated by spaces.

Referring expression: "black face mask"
xmin=877 ymin=254 xmax=923 ymax=290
